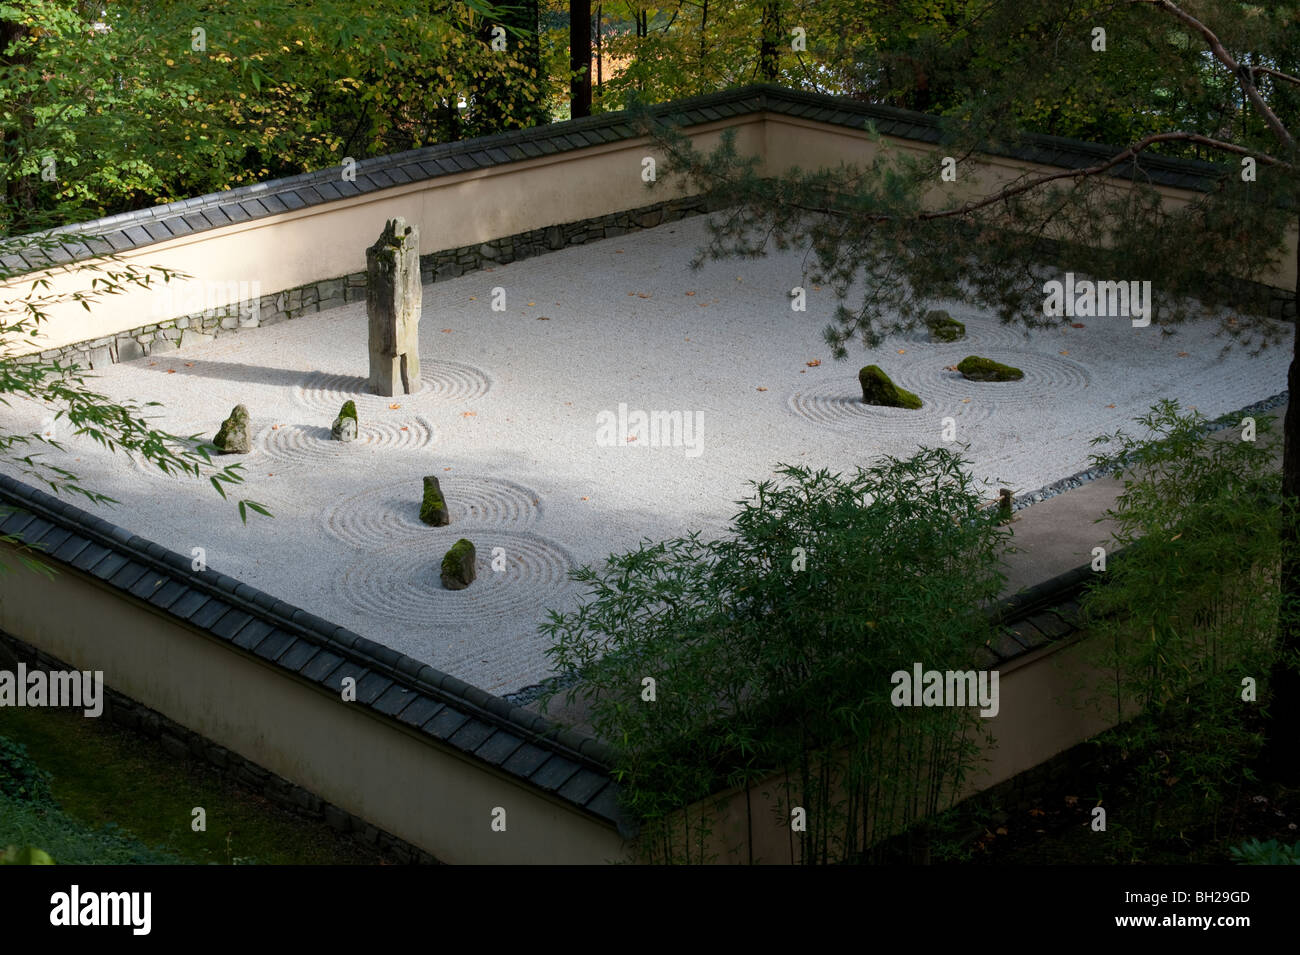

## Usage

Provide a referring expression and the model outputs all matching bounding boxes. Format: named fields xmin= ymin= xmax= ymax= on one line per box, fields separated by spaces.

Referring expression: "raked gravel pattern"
xmin=3 ymin=215 xmax=1291 ymax=694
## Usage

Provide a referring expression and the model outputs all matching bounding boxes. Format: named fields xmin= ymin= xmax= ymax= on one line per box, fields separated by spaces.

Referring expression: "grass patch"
xmin=0 ymin=703 xmax=391 ymax=865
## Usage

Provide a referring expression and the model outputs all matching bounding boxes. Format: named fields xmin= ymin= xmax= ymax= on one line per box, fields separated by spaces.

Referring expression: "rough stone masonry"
xmin=366 ymin=217 xmax=422 ymax=396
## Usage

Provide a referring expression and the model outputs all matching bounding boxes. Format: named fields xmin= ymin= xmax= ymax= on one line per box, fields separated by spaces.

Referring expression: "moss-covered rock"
xmin=213 ymin=404 xmax=251 ymax=454
xmin=858 ymin=365 xmax=922 ymax=409
xmin=956 ymin=356 xmax=1024 ymax=382
xmin=440 ymin=538 xmax=476 ymax=590
xmin=419 ymin=475 xmax=450 ymax=526
xmin=924 ymin=310 xmax=966 ymax=343
xmin=331 ymin=400 xmax=358 ymax=442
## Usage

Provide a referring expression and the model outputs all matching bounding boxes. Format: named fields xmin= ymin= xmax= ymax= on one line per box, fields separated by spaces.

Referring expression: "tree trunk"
xmin=759 ymin=1 xmax=781 ymax=82
xmin=569 ymin=0 xmax=591 ymax=118
xmin=1263 ymin=214 xmax=1300 ymax=782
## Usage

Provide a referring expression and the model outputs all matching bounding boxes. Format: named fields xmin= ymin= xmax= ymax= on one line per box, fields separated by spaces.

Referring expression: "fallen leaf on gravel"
xmin=897 ymin=349 xmax=906 ymax=354
xmin=628 ymin=291 xmax=635 ymax=296
xmin=461 ymin=411 xmax=476 ymax=418
xmin=537 ymin=316 xmax=550 ymax=321
xmin=685 ymin=291 xmax=695 ymax=296
xmin=185 ymin=362 xmax=193 ymax=367
xmin=149 ymin=361 xmax=157 ymax=366
xmin=400 ymin=426 xmax=408 ymax=431
xmin=271 ymin=424 xmax=280 ymax=430
xmin=756 ymin=387 xmax=768 ymax=392
xmin=699 ymin=303 xmax=709 ymax=308
xmin=1177 ymin=351 xmax=1189 ymax=357
xmin=807 ymin=359 xmax=821 ymax=367
xmin=444 ymin=467 xmax=452 ymax=470
xmin=800 ymin=369 xmax=806 ymax=374
xmin=961 ymin=398 xmax=971 ymax=403
xmin=1059 ymin=350 xmax=1069 ymax=355
xmin=469 ymin=296 xmax=476 ymax=301
xmin=581 ymin=496 xmax=588 ymax=501
xmin=1071 ymin=322 xmax=1086 ymax=328
xmin=527 ymin=301 xmax=535 ymax=306
xmin=441 ymin=328 xmax=452 ymax=333
xmin=389 ymin=403 xmax=401 ymax=409
xmin=627 ymin=435 xmax=637 ymax=442
xmin=167 ymin=369 xmax=176 ymax=374
xmin=637 ymin=293 xmax=651 ymax=299
xmin=944 ymin=365 xmax=958 ymax=371
xmin=1106 ymin=404 xmax=1116 ymax=408
xmin=615 ymin=250 xmax=623 ymax=254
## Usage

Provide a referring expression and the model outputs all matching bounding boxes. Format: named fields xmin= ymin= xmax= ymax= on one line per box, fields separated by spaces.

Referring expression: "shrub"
xmin=1078 ymin=400 xmax=1292 ymax=845
xmin=541 ymin=447 xmax=1009 ymax=863
xmin=0 ymin=791 xmax=185 ymax=865
xmin=1229 ymin=837 xmax=1300 ymax=865
xmin=0 ymin=734 xmax=55 ymax=806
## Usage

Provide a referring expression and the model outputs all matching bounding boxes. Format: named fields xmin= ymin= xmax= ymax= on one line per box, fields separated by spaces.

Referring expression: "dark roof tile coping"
xmin=0 ymin=472 xmax=615 ymax=774
xmin=23 ymin=84 xmax=1233 ymax=260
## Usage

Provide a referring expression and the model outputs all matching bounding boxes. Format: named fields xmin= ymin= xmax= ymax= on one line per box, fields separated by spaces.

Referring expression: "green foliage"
xmin=637 ymin=1 xmax=1297 ymax=360
xmin=541 ymin=447 xmax=1009 ymax=863
xmin=1230 ymin=837 xmax=1300 ymax=865
xmin=1 ymin=0 xmax=548 ymax=235
xmin=0 ymin=733 xmax=55 ymax=805
xmin=0 ymin=238 xmax=271 ymax=529
xmin=0 ymin=844 xmax=54 ymax=864
xmin=338 ymin=400 xmax=358 ymax=423
xmin=1077 ymin=400 xmax=1293 ymax=844
xmin=0 ymin=789 xmax=186 ymax=865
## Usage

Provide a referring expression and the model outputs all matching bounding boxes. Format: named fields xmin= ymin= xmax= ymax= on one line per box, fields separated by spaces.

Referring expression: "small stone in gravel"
xmin=440 ymin=538 xmax=476 ymax=590
xmin=213 ymin=404 xmax=251 ymax=453
xmin=420 ymin=475 xmax=450 ymax=526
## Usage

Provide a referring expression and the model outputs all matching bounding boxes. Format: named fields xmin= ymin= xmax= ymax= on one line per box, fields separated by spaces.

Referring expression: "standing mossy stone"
xmin=419 ymin=475 xmax=450 ymax=526
xmin=213 ymin=404 xmax=251 ymax=454
xmin=924 ymin=310 xmax=966 ymax=343
xmin=957 ymin=355 xmax=1024 ymax=382
xmin=858 ymin=365 xmax=922 ymax=409
xmin=440 ymin=538 xmax=476 ymax=590
xmin=331 ymin=400 xmax=358 ymax=442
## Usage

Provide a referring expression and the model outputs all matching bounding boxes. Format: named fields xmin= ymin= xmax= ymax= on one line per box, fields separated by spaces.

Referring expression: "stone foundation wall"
xmin=0 ymin=631 xmax=440 ymax=865
xmin=18 ymin=196 xmax=709 ymax=371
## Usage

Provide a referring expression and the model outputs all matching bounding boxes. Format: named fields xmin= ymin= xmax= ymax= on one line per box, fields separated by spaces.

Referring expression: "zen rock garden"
xmin=208 ymin=218 xmax=476 ymax=591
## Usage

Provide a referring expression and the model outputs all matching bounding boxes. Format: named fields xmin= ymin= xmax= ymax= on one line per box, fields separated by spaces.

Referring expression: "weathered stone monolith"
xmin=366 ymin=217 xmax=421 ymax=396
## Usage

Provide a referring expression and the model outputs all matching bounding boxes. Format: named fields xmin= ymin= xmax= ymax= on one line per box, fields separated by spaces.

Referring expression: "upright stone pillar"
xmin=366 ymin=217 xmax=422 ymax=396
